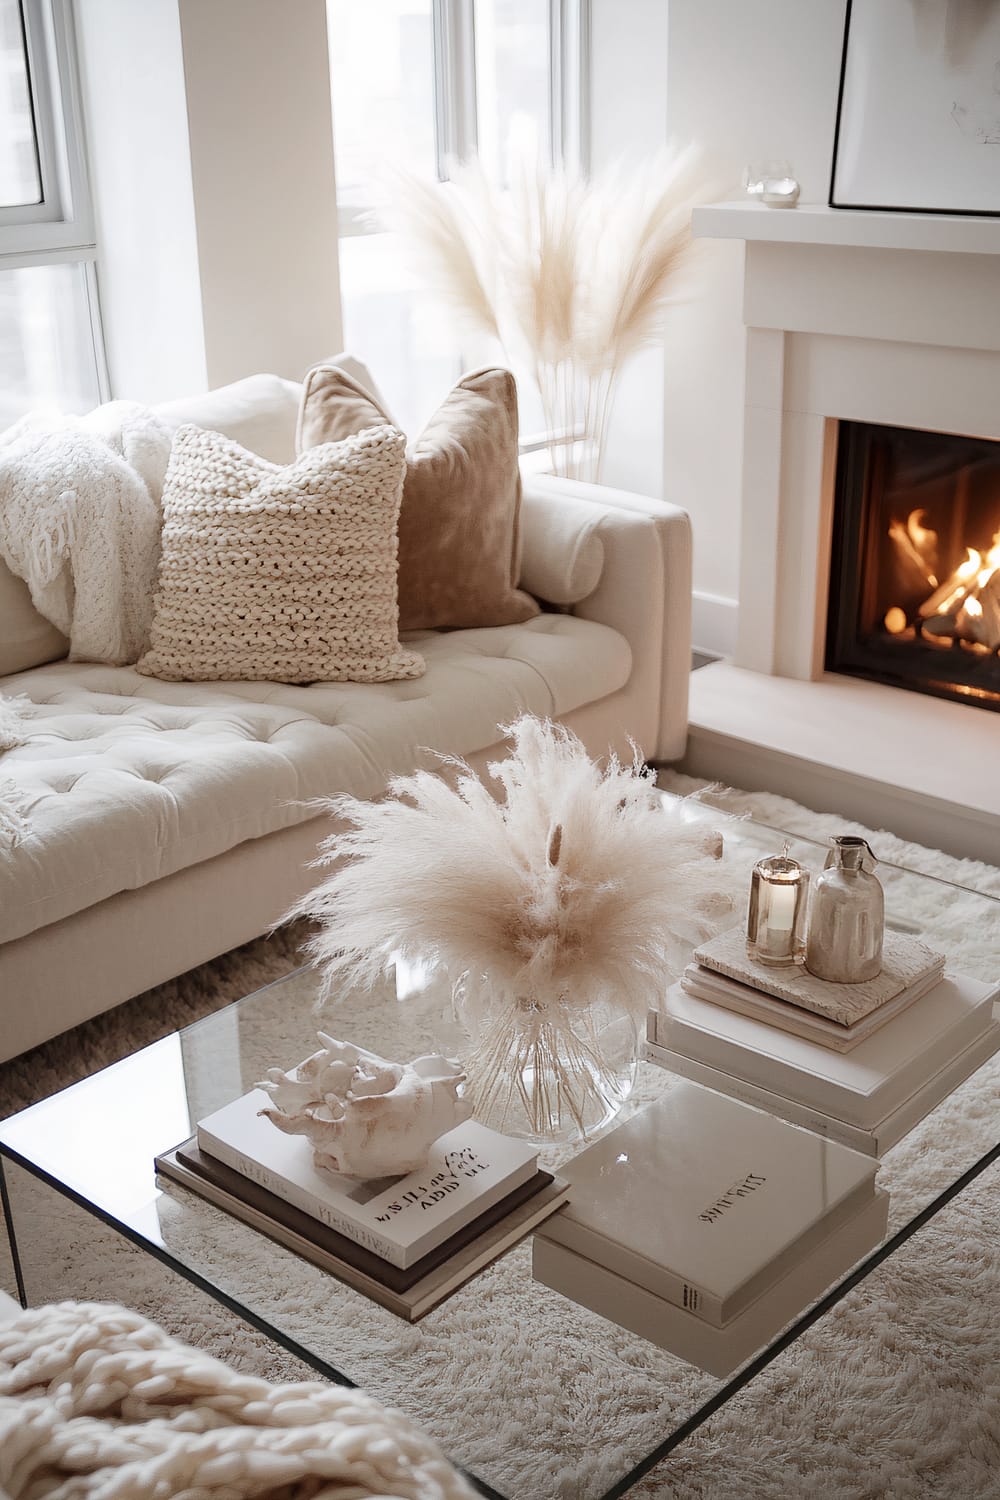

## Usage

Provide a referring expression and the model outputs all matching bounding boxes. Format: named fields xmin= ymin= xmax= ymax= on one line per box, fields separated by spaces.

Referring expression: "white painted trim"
xmin=693 ymin=200 xmax=1000 ymax=256
xmin=0 ymin=0 xmax=95 ymax=255
xmin=691 ymin=589 xmax=737 ymax=659
xmin=683 ymin=663 xmax=1000 ymax=866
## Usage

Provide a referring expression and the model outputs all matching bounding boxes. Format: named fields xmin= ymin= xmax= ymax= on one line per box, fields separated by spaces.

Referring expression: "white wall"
xmin=76 ymin=0 xmax=343 ymax=401
xmin=178 ymin=0 xmax=342 ymax=389
xmin=662 ymin=0 xmax=847 ymax=654
xmin=76 ymin=0 xmax=207 ymax=403
xmin=589 ymin=0 xmax=669 ymax=502
xmin=589 ymin=0 xmax=848 ymax=654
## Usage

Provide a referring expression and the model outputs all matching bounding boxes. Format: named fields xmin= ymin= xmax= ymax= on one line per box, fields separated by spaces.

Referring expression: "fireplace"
xmin=826 ymin=422 xmax=1000 ymax=713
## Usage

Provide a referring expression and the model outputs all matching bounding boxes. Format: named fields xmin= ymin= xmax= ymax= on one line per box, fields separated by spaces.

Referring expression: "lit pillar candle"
xmin=747 ymin=850 xmax=808 ymax=967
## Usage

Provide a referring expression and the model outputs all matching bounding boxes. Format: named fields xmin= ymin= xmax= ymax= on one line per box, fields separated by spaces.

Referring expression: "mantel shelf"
xmin=692 ymin=201 xmax=1000 ymax=257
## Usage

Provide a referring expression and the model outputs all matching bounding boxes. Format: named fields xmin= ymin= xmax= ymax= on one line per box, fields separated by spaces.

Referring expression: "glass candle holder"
xmin=747 ymin=850 xmax=808 ymax=967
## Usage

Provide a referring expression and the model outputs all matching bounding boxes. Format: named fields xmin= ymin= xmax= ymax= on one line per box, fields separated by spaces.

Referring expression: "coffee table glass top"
xmin=2 ymin=795 xmax=998 ymax=1500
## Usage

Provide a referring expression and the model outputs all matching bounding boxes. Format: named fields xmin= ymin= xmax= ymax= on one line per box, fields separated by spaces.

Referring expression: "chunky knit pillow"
xmin=137 ymin=424 xmax=424 ymax=684
xmin=297 ymin=365 xmax=539 ymax=631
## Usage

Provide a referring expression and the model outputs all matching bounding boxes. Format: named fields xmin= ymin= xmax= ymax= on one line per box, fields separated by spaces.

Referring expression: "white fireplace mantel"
xmin=692 ymin=200 xmax=1000 ymax=256
xmin=680 ymin=200 xmax=1000 ymax=865
xmin=692 ymin=201 xmax=1000 ymax=680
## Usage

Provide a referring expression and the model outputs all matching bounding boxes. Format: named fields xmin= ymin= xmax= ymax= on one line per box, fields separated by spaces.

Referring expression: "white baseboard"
xmin=691 ymin=590 xmax=738 ymax=659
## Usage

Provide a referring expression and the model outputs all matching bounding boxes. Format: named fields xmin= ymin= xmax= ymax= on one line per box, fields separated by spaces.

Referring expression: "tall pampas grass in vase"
xmin=381 ymin=146 xmax=710 ymax=482
xmin=291 ymin=717 xmax=730 ymax=1145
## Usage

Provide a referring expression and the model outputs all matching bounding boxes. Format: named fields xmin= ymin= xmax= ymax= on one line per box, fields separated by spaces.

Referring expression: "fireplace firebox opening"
xmin=826 ymin=421 xmax=1000 ymax=712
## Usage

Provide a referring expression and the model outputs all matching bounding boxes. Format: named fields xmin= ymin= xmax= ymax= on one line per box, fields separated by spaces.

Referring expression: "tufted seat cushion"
xmin=0 ymin=614 xmax=630 ymax=945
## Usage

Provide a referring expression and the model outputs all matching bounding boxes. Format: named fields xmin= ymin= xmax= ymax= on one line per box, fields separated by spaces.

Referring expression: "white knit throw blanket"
xmin=0 ymin=1301 xmax=477 ymax=1500
xmin=0 ymin=403 xmax=171 ymax=664
xmin=0 ymin=692 xmax=26 ymax=752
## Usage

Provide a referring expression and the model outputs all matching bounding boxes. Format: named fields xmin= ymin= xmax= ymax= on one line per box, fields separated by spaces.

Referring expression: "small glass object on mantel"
xmin=742 ymin=159 xmax=801 ymax=208
xmin=746 ymin=846 xmax=809 ymax=967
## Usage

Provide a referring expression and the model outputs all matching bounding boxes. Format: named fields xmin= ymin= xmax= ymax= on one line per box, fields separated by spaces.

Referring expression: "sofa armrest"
xmin=519 ymin=473 xmax=692 ymax=763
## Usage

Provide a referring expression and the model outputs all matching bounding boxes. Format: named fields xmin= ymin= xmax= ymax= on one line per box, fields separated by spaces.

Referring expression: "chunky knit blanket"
xmin=0 ymin=1300 xmax=476 ymax=1500
xmin=0 ymin=403 xmax=171 ymax=664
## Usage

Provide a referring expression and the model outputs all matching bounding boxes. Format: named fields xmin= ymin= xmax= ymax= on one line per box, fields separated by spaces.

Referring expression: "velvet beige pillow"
xmin=137 ymin=423 xmax=424 ymax=684
xmin=297 ymin=365 xmax=539 ymax=631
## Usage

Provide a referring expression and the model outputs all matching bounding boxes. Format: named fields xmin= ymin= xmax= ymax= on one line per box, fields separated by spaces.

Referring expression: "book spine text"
xmin=197 ymin=1132 xmax=403 ymax=1265
xmin=537 ymin=1215 xmax=727 ymax=1326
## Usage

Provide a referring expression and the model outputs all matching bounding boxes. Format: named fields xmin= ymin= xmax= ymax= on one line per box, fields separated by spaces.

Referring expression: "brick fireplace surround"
xmin=681 ymin=202 xmax=1000 ymax=865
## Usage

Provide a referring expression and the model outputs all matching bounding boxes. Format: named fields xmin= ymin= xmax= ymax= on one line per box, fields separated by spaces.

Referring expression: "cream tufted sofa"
xmin=0 ymin=375 xmax=692 ymax=1061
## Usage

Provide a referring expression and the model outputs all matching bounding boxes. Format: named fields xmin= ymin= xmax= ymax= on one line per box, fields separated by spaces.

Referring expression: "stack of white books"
xmin=682 ymin=927 xmax=947 ymax=1052
xmin=646 ymin=935 xmax=1000 ymax=1156
xmin=157 ymin=1087 xmax=568 ymax=1320
xmin=532 ymin=1082 xmax=888 ymax=1378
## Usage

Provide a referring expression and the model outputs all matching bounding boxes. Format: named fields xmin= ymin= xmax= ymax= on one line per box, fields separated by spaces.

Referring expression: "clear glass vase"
xmin=457 ymin=992 xmax=640 ymax=1147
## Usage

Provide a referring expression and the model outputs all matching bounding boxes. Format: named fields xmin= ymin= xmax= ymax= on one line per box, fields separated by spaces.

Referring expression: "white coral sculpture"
xmin=381 ymin=145 xmax=710 ymax=482
xmin=257 ymin=1036 xmax=472 ymax=1178
xmin=291 ymin=717 xmax=729 ymax=1136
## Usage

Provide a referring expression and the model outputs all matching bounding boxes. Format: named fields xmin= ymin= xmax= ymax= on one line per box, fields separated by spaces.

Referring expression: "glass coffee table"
xmin=2 ymin=797 xmax=998 ymax=1499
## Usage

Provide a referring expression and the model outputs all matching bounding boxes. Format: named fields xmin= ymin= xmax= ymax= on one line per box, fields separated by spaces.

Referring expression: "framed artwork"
xmin=830 ymin=0 xmax=1000 ymax=215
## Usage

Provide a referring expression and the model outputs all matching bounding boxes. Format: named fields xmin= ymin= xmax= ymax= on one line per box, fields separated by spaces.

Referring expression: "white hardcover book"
xmin=681 ymin=964 xmax=944 ymax=1052
xmin=532 ymin=1191 xmax=889 ymax=1379
xmin=644 ymin=1021 xmax=1000 ymax=1158
xmin=197 ymin=1092 xmax=538 ymax=1269
xmin=657 ymin=973 xmax=996 ymax=1129
xmin=535 ymin=1081 xmax=876 ymax=1327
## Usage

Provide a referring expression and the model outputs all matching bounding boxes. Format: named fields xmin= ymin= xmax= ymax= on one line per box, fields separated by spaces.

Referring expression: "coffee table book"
xmin=196 ymin=1093 xmax=539 ymax=1269
xmin=534 ymin=1081 xmax=877 ymax=1328
xmin=644 ymin=1024 xmax=1000 ymax=1157
xmin=533 ymin=1191 xmax=890 ymax=1379
xmin=649 ymin=972 xmax=997 ymax=1132
xmin=681 ymin=964 xmax=944 ymax=1052
xmin=156 ymin=1140 xmax=568 ymax=1322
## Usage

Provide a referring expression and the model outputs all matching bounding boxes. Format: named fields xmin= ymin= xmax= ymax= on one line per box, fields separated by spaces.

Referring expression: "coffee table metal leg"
xmin=0 ymin=1155 xmax=27 ymax=1309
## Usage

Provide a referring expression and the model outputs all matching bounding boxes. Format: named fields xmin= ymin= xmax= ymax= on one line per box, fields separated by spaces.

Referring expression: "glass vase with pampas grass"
xmin=379 ymin=146 xmax=711 ymax=483
xmin=289 ymin=716 xmax=731 ymax=1146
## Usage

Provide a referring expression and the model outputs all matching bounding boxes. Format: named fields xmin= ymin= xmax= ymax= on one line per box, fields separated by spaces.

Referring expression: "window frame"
xmin=335 ymin=0 xmax=592 ymax=237
xmin=0 ymin=0 xmax=109 ymax=400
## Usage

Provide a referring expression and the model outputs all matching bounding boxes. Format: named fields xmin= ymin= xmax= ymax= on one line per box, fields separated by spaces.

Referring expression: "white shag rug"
xmin=0 ymin=776 xmax=998 ymax=1500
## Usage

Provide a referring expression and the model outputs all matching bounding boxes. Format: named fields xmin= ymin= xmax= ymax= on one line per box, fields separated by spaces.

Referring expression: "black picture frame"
xmin=829 ymin=0 xmax=1000 ymax=217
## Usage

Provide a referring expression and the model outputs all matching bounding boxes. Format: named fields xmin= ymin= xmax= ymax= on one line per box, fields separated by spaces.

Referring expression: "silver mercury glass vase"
xmin=805 ymin=836 xmax=885 ymax=984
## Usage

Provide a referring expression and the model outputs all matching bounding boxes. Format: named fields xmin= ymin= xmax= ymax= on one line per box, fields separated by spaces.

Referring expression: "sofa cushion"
xmin=298 ymin=365 xmax=539 ymax=631
xmin=155 ymin=374 xmax=302 ymax=464
xmin=0 ymin=614 xmax=631 ymax=945
xmin=0 ymin=564 xmax=67 ymax=675
xmin=517 ymin=488 xmax=605 ymax=605
xmin=137 ymin=424 xmax=423 ymax=685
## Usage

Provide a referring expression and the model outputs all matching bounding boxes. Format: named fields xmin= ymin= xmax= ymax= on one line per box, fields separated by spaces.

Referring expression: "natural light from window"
xmin=326 ymin=0 xmax=571 ymax=440
xmin=0 ymin=0 xmax=41 ymax=208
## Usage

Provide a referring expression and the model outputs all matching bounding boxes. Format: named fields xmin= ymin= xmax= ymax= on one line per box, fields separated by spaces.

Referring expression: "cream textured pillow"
xmin=297 ymin=365 xmax=539 ymax=631
xmin=137 ymin=424 xmax=424 ymax=684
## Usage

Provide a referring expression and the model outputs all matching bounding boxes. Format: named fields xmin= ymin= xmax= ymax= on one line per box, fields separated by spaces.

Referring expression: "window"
xmin=327 ymin=0 xmax=589 ymax=436
xmin=0 ymin=0 xmax=106 ymax=427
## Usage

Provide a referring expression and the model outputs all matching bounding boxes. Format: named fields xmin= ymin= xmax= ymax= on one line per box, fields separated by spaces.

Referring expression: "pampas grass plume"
xmin=381 ymin=145 xmax=713 ymax=481
xmin=291 ymin=716 xmax=729 ymax=1023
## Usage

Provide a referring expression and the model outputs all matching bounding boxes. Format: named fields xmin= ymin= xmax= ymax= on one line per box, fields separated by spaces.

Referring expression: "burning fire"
xmin=885 ymin=510 xmax=1000 ymax=655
